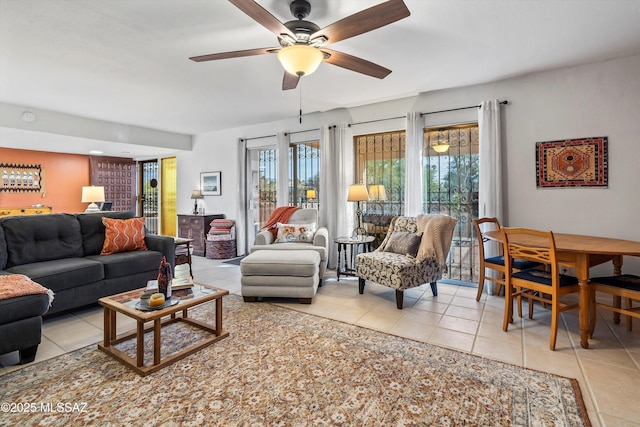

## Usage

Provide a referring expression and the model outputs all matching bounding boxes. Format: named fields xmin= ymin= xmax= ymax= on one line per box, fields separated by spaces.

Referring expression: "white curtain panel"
xmin=276 ymin=131 xmax=290 ymax=207
xmin=236 ymin=138 xmax=248 ymax=256
xmin=337 ymin=123 xmax=354 ymax=242
xmin=478 ymin=100 xmax=503 ymax=221
xmin=319 ymin=125 xmax=337 ymax=268
xmin=319 ymin=123 xmax=353 ymax=269
xmin=478 ymin=99 xmax=504 ymax=294
xmin=404 ymin=112 xmax=425 ymax=216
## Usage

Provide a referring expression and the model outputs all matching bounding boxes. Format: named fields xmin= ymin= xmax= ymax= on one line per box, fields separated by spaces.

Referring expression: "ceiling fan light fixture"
xmin=277 ymin=44 xmax=323 ymax=77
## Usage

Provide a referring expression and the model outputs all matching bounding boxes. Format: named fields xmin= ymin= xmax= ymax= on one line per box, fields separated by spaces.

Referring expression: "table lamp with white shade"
xmin=348 ymin=184 xmax=369 ymax=239
xmin=82 ymin=186 xmax=105 ymax=213
xmin=368 ymin=184 xmax=387 ymax=201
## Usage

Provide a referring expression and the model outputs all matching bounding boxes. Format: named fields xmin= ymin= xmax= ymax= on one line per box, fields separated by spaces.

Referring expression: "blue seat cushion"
xmin=512 ymin=268 xmax=579 ymax=287
xmin=485 ymin=256 xmax=541 ymax=270
xmin=485 ymin=255 xmax=505 ymax=265
xmin=590 ymin=274 xmax=640 ymax=292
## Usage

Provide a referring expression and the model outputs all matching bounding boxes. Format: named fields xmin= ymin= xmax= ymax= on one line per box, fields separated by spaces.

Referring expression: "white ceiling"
xmin=2 ymin=0 xmax=640 ymax=150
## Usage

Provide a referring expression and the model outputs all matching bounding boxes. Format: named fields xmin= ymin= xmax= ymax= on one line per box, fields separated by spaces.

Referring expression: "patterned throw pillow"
xmin=275 ymin=222 xmax=316 ymax=243
xmin=383 ymin=231 xmax=423 ymax=257
xmin=100 ymin=217 xmax=148 ymax=255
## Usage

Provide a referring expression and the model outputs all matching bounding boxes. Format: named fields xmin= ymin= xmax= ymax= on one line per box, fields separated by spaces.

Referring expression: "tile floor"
xmin=1 ymin=256 xmax=639 ymax=426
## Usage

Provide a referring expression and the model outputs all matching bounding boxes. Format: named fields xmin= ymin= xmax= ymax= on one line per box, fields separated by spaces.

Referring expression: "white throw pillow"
xmin=275 ymin=222 xmax=316 ymax=243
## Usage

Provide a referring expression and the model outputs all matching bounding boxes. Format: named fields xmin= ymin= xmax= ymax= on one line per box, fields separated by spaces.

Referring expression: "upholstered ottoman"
xmin=240 ymin=250 xmax=320 ymax=304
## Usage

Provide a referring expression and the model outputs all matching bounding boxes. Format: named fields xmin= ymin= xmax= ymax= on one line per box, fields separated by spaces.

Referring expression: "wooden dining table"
xmin=485 ymin=230 xmax=640 ymax=348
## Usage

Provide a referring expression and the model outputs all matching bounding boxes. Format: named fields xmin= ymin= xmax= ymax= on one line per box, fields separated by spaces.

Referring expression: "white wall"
xmin=499 ymin=55 xmax=640 ymax=237
xmin=0 ymin=102 xmax=192 ymax=156
xmin=177 ymin=53 xmax=640 ymax=272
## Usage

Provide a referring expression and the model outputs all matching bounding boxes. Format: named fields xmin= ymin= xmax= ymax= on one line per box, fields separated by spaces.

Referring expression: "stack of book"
xmin=207 ymin=219 xmax=236 ymax=242
xmin=146 ymin=263 xmax=194 ymax=292
xmin=174 ymin=238 xmax=192 ymax=263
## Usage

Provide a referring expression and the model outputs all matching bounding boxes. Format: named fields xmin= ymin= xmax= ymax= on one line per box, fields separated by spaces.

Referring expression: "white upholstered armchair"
xmin=251 ymin=209 xmax=329 ymax=280
xmin=355 ymin=214 xmax=457 ymax=309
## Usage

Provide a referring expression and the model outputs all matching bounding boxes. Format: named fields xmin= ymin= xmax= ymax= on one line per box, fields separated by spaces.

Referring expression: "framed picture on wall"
xmin=535 ymin=136 xmax=608 ymax=188
xmin=200 ymin=171 xmax=221 ymax=196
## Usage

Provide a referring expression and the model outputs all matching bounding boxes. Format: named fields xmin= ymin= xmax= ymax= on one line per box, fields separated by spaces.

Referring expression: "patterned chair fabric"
xmin=355 ymin=215 xmax=457 ymax=309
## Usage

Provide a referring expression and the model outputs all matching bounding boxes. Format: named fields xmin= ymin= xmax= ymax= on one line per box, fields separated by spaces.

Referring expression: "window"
xmin=256 ymin=140 xmax=320 ymax=229
xmin=139 ymin=159 xmax=158 ymax=234
xmin=353 ymin=124 xmax=481 ymax=283
xmin=354 ymin=131 xmax=406 ymax=245
xmin=288 ymin=141 xmax=319 ymax=209
xmin=423 ymin=123 xmax=479 ymax=283
xmin=258 ymin=148 xmax=277 ymax=228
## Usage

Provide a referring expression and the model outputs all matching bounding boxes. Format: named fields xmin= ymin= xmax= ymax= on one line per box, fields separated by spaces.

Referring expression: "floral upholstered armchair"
xmin=355 ymin=214 xmax=457 ymax=309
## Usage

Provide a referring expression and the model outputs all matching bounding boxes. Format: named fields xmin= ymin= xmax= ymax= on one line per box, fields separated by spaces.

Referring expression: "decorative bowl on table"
xmin=135 ymin=295 xmax=179 ymax=311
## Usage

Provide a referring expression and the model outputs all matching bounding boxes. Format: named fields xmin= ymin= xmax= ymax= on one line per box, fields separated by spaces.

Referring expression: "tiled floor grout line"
xmin=603 ymin=310 xmax=640 ymax=372
xmin=563 ymin=313 xmax=604 ymax=427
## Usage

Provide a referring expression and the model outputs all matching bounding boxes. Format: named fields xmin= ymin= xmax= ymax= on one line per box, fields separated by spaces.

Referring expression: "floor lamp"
xmin=348 ymin=184 xmax=369 ymax=239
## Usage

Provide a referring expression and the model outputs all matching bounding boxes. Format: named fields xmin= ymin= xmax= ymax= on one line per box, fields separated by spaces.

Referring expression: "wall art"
xmin=200 ymin=171 xmax=221 ymax=196
xmin=1 ymin=163 xmax=44 ymax=193
xmin=535 ymin=136 xmax=608 ymax=188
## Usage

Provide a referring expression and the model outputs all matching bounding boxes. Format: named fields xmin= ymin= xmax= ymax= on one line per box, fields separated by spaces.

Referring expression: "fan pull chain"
xmin=299 ymin=81 xmax=303 ymax=124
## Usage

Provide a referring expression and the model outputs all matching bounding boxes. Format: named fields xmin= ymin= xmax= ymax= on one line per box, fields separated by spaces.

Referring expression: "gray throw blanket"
xmin=416 ymin=214 xmax=457 ymax=269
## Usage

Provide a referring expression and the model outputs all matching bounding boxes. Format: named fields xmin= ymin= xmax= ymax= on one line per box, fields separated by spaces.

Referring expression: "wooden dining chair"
xmin=502 ymin=227 xmax=580 ymax=350
xmin=473 ymin=218 xmax=541 ymax=302
xmin=588 ymin=273 xmax=640 ymax=336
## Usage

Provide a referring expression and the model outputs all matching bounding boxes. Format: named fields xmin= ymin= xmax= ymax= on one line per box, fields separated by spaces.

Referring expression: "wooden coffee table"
xmin=98 ymin=283 xmax=229 ymax=376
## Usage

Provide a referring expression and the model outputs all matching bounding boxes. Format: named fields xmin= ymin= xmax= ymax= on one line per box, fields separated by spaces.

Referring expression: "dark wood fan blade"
xmin=311 ymin=0 xmax=410 ymax=45
xmin=282 ymin=72 xmax=300 ymax=90
xmin=322 ymin=49 xmax=391 ymax=79
xmin=229 ymin=0 xmax=295 ymax=39
xmin=189 ymin=47 xmax=278 ymax=62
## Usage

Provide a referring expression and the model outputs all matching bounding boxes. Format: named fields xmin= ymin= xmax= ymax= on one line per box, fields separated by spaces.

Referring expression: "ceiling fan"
xmin=190 ymin=0 xmax=410 ymax=90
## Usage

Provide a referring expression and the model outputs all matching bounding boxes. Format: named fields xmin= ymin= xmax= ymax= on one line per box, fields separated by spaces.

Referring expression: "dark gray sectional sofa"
xmin=0 ymin=211 xmax=175 ymax=363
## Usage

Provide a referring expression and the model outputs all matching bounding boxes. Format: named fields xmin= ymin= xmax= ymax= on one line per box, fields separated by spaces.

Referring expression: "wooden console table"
xmin=0 ymin=206 xmax=52 ymax=217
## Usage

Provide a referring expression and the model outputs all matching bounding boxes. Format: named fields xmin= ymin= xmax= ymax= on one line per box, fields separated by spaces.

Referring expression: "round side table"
xmin=334 ymin=236 xmax=375 ymax=281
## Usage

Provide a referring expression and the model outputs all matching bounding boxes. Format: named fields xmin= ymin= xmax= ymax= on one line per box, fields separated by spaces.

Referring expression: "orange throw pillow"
xmin=100 ymin=217 xmax=148 ymax=255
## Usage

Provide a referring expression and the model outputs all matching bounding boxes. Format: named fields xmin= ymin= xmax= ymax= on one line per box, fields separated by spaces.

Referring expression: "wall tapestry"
xmin=0 ymin=163 xmax=44 ymax=193
xmin=535 ymin=136 xmax=608 ymax=188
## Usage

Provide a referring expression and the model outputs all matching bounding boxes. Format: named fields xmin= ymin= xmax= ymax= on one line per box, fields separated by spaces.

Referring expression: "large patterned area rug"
xmin=1 ymin=295 xmax=590 ymax=426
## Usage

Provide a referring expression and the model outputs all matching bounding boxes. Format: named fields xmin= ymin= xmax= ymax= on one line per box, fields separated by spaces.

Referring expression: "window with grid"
xmin=258 ymin=148 xmax=277 ymax=228
xmin=353 ymin=124 xmax=481 ymax=283
xmin=256 ymin=141 xmax=320 ymax=228
xmin=354 ymin=131 xmax=406 ymax=245
xmin=288 ymin=141 xmax=319 ymax=209
xmin=423 ymin=123 xmax=479 ymax=283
